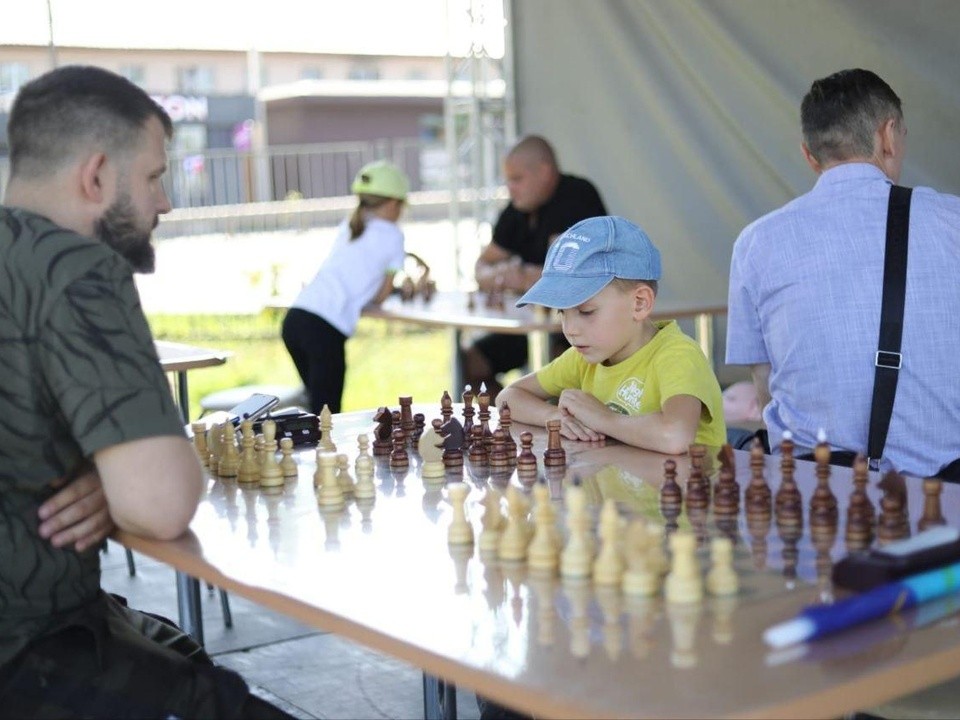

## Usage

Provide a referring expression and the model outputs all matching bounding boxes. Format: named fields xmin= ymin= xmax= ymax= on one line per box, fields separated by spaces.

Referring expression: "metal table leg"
xmin=422 ymin=673 xmax=457 ymax=720
xmin=176 ymin=571 xmax=204 ymax=646
xmin=176 ymin=370 xmax=190 ymax=424
xmin=453 ymin=328 xmax=465 ymax=391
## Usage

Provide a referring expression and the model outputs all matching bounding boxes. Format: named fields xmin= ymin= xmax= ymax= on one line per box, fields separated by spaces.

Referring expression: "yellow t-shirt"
xmin=535 ymin=320 xmax=726 ymax=447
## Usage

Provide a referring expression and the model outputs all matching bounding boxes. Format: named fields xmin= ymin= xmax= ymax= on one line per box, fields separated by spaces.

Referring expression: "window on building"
xmin=177 ymin=66 xmax=215 ymax=94
xmin=301 ymin=66 xmax=324 ymax=80
xmin=119 ymin=64 xmax=146 ymax=86
xmin=348 ymin=63 xmax=380 ymax=81
xmin=0 ymin=62 xmax=30 ymax=95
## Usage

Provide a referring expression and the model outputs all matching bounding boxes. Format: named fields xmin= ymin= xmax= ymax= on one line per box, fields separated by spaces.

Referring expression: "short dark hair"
xmin=800 ymin=68 xmax=902 ymax=165
xmin=8 ymin=65 xmax=173 ymax=179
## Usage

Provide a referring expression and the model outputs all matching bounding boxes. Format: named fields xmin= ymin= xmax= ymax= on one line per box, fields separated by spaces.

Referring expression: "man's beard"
xmin=93 ymin=193 xmax=157 ymax=273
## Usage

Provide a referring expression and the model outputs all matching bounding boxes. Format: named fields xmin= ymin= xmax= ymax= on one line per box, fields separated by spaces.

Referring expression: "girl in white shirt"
xmin=282 ymin=160 xmax=408 ymax=413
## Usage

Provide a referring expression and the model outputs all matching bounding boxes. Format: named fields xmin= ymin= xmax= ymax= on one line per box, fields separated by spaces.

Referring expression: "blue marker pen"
xmin=765 ymin=560 xmax=960 ymax=648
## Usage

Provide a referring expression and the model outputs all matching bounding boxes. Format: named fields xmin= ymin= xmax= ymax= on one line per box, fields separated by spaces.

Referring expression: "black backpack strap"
xmin=867 ymin=184 xmax=912 ymax=469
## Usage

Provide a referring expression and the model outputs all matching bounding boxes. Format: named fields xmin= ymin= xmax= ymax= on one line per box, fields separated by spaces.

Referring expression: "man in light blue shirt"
xmin=726 ymin=68 xmax=960 ymax=479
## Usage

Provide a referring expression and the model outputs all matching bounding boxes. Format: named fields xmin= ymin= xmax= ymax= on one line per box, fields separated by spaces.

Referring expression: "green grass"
xmin=147 ymin=312 xmax=452 ymax=421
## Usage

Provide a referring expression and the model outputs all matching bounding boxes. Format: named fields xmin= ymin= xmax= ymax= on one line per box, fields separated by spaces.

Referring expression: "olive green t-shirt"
xmin=0 ymin=207 xmax=186 ymax=665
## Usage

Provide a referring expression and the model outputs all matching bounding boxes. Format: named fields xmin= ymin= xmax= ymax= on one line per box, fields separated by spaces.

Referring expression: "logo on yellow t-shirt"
xmin=615 ymin=377 xmax=645 ymax=413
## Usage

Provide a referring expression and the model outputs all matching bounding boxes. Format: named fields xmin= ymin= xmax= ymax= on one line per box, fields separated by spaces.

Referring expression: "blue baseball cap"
xmin=516 ymin=216 xmax=662 ymax=308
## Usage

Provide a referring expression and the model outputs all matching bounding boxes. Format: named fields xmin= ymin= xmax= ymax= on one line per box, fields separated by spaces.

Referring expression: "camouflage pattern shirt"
xmin=0 ymin=207 xmax=185 ymax=666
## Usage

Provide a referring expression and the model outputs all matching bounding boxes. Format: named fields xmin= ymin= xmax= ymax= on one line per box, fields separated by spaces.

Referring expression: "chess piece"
xmin=399 ymin=396 xmax=415 ymax=441
xmin=206 ymin=421 xmax=224 ymax=474
xmin=593 ymin=498 xmax=624 ymax=586
xmin=439 ymin=417 xmax=465 ymax=468
xmin=259 ymin=419 xmax=284 ymax=489
xmin=496 ymin=402 xmax=518 ymax=461
xmin=543 ymin=419 xmax=566 ymax=468
xmin=419 ymin=419 xmax=446 ymax=481
xmin=667 ymin=599 xmax=702 ymax=669
xmin=372 ymin=406 xmax=393 ymax=456
xmin=712 ymin=466 xmax=740 ymax=518
xmin=447 ymin=482 xmax=474 ymax=545
xmin=237 ymin=419 xmax=261 ymax=484
xmin=335 ymin=453 xmax=355 ymax=494
xmin=705 ymin=537 xmax=739 ymax=596
xmin=560 ymin=478 xmax=592 ymax=579
xmin=684 ymin=462 xmax=709 ymax=511
xmin=918 ymin=478 xmax=947 ymax=532
xmin=489 ymin=428 xmax=510 ymax=469
xmin=354 ymin=434 xmax=376 ymax=500
xmin=279 ymin=437 xmax=298 ymax=478
xmin=319 ymin=404 xmax=336 ymax=452
xmin=413 ymin=413 xmax=426 ymax=442
xmin=476 ymin=383 xmax=494 ymax=449
xmin=845 ymin=454 xmax=874 ymax=549
xmin=389 ymin=427 xmax=409 ymax=469
xmin=562 ymin=577 xmax=592 ymax=660
xmin=478 ymin=487 xmax=505 ymax=555
xmin=217 ymin=421 xmax=240 ymax=478
xmin=595 ymin=586 xmax=623 ymax=662
xmin=516 ymin=431 xmax=538 ymax=478
xmin=497 ymin=485 xmax=530 ymax=562
xmin=440 ymin=390 xmax=453 ymax=423
xmin=528 ymin=479 xmax=560 ymax=573
xmin=315 ymin=452 xmax=345 ymax=508
xmin=809 ymin=429 xmax=838 ymax=530
xmin=621 ymin=518 xmax=659 ymax=596
xmin=877 ymin=470 xmax=910 ymax=543
xmin=744 ymin=437 xmax=771 ymax=519
xmin=747 ymin=514 xmax=771 ymax=571
xmin=774 ymin=431 xmax=802 ymax=526
xmin=461 ymin=385 xmax=475 ymax=446
xmin=191 ymin=422 xmax=209 ymax=466
xmin=468 ymin=425 xmax=488 ymax=464
xmin=665 ymin=531 xmax=702 ymax=604
xmin=659 ymin=459 xmax=683 ymax=513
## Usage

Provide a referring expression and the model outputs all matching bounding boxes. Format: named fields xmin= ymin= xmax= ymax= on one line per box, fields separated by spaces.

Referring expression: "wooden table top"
xmin=155 ymin=340 xmax=230 ymax=373
xmin=361 ymin=290 xmax=727 ymax=336
xmin=116 ymin=405 xmax=960 ymax=719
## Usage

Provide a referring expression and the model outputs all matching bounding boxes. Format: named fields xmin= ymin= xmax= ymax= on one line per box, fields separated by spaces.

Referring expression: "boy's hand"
xmin=557 ymin=390 xmax=607 ymax=441
xmin=38 ymin=465 xmax=114 ymax=552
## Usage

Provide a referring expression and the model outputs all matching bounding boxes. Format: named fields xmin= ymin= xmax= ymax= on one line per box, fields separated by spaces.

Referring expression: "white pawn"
xmin=447 ymin=482 xmax=474 ymax=545
xmin=191 ymin=422 xmax=209 ymax=466
xmin=259 ymin=420 xmax=284 ymax=488
xmin=621 ymin=519 xmax=658 ymax=596
xmin=593 ymin=498 xmax=624 ymax=586
xmin=217 ymin=420 xmax=240 ymax=478
xmin=319 ymin=404 xmax=336 ymax=452
xmin=237 ymin=419 xmax=260 ymax=485
xmin=279 ymin=437 xmax=298 ymax=478
xmin=527 ymin=481 xmax=559 ymax=574
xmin=316 ymin=452 xmax=345 ymax=508
xmin=560 ymin=480 xmax=592 ymax=579
xmin=336 ymin=453 xmax=355 ymax=494
xmin=665 ymin=531 xmax=703 ymax=605
xmin=706 ymin=537 xmax=739 ymax=597
xmin=478 ymin=487 xmax=505 ymax=554
xmin=354 ymin=435 xmax=376 ymax=500
xmin=497 ymin=484 xmax=530 ymax=562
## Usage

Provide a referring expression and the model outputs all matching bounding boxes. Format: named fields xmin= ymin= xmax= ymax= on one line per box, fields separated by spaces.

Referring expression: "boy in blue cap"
xmin=498 ymin=215 xmax=725 ymax=454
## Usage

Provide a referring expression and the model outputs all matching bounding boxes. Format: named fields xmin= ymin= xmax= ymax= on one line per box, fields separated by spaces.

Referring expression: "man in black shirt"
xmin=466 ymin=135 xmax=607 ymax=398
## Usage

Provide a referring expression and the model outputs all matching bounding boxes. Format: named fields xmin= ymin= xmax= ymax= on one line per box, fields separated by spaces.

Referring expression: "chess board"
xmin=120 ymin=401 xmax=960 ymax=719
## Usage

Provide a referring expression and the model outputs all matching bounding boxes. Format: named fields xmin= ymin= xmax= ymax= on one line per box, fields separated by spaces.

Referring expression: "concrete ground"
xmin=101 ymin=539 xmax=481 ymax=720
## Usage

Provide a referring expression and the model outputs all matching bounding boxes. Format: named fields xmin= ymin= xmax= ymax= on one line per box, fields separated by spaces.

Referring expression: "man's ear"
xmin=879 ymin=117 xmax=900 ymax=158
xmin=78 ymin=152 xmax=109 ymax=204
xmin=801 ymin=143 xmax=822 ymax=174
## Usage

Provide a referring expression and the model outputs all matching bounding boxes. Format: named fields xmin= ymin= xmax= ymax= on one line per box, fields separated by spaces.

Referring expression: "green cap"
xmin=351 ymin=160 xmax=409 ymax=200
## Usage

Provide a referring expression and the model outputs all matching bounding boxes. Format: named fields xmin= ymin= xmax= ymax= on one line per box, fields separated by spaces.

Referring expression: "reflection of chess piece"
xmin=562 ymin=577 xmax=592 ymax=660
xmin=811 ymin=520 xmax=837 ymax=602
xmin=705 ymin=537 xmax=739 ymax=597
xmin=622 ymin=519 xmax=658 ymax=596
xmin=449 ymin=543 xmax=473 ymax=595
xmin=498 ymin=485 xmax=530 ymax=562
xmin=595 ymin=586 xmax=623 ymax=662
xmin=777 ymin=521 xmax=803 ymax=587
xmin=501 ymin=562 xmax=526 ymax=629
xmin=667 ymin=600 xmax=702 ymax=669
xmin=357 ymin=496 xmax=375 ymax=533
xmin=747 ymin=514 xmax=771 ymax=571
xmin=528 ymin=571 xmax=557 ymax=647
xmin=710 ymin=596 xmax=738 ymax=645
xmin=482 ymin=559 xmax=505 ymax=611
xmin=320 ymin=505 xmax=342 ymax=551
xmin=625 ymin=594 xmax=658 ymax=660
xmin=528 ymin=479 xmax=560 ymax=573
